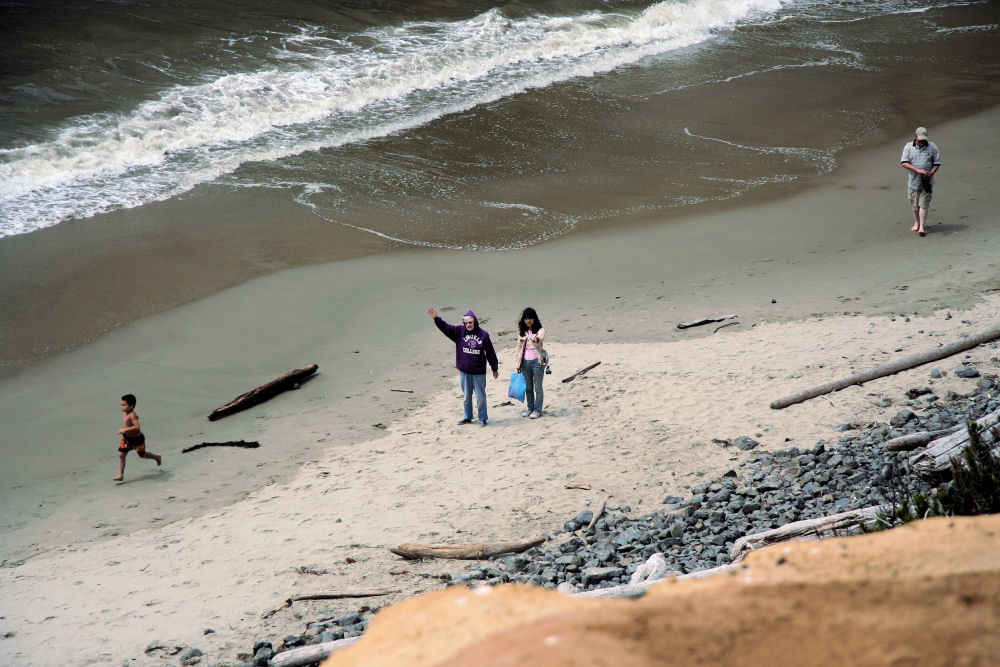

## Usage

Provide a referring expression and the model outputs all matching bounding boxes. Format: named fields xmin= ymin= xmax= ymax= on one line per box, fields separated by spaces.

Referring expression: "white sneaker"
xmin=529 ymin=410 xmax=542 ymax=419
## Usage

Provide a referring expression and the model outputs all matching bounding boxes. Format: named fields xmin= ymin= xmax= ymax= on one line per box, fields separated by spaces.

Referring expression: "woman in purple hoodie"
xmin=428 ymin=306 xmax=499 ymax=426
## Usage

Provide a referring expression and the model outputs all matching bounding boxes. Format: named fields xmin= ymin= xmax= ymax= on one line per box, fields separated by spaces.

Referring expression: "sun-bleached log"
xmin=730 ymin=505 xmax=887 ymax=563
xmin=884 ymin=426 xmax=963 ymax=451
xmin=390 ymin=536 xmax=546 ymax=560
xmin=269 ymin=637 xmax=360 ymax=667
xmin=910 ymin=410 xmax=1000 ymax=476
xmin=208 ymin=364 xmax=318 ymax=421
xmin=770 ymin=326 xmax=1000 ymax=409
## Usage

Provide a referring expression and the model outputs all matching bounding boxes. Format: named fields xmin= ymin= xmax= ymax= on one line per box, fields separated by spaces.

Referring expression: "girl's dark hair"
xmin=518 ymin=307 xmax=541 ymax=335
xmin=121 ymin=393 xmax=137 ymax=407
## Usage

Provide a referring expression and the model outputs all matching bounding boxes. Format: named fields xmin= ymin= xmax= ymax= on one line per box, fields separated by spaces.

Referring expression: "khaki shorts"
xmin=908 ymin=187 xmax=932 ymax=210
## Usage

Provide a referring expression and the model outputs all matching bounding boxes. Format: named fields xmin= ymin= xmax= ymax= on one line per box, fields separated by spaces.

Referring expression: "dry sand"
xmin=1 ymin=107 xmax=999 ymax=665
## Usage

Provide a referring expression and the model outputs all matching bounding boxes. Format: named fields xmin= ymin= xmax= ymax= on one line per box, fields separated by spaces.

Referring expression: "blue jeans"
xmin=460 ymin=372 xmax=488 ymax=423
xmin=521 ymin=359 xmax=544 ymax=412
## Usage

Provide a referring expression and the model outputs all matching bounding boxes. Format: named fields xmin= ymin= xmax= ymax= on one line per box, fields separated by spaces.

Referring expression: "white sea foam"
xmin=0 ymin=0 xmax=796 ymax=237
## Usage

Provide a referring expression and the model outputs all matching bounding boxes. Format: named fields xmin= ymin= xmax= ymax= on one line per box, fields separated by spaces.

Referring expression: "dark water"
xmin=3 ymin=0 xmax=998 ymax=242
xmin=0 ymin=0 xmax=998 ymax=368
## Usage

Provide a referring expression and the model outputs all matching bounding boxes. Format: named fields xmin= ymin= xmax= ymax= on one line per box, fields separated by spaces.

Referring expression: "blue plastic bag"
xmin=508 ymin=371 xmax=526 ymax=402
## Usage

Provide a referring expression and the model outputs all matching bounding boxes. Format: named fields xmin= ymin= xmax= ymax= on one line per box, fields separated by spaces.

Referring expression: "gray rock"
xmin=734 ymin=436 xmax=759 ymax=451
xmin=252 ymin=647 xmax=274 ymax=667
xmin=179 ymin=648 xmax=204 ymax=665
xmin=890 ymin=410 xmax=916 ymax=427
xmin=955 ymin=366 xmax=980 ymax=378
xmin=930 ymin=368 xmax=943 ymax=378
xmin=582 ymin=566 xmax=625 ymax=586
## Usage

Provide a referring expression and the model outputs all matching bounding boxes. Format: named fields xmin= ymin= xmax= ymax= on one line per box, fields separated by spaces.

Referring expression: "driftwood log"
xmin=729 ymin=505 xmax=886 ymax=563
xmin=884 ymin=426 xmax=963 ymax=452
xmin=770 ymin=326 xmax=1000 ymax=409
xmin=910 ymin=410 xmax=1000 ymax=476
xmin=181 ymin=440 xmax=260 ymax=454
xmin=208 ymin=364 xmax=318 ymax=421
xmin=390 ymin=536 xmax=545 ymax=560
xmin=677 ymin=314 xmax=737 ymax=330
xmin=569 ymin=558 xmax=733 ymax=599
xmin=269 ymin=637 xmax=360 ymax=667
xmin=585 ymin=497 xmax=608 ymax=533
xmin=261 ymin=589 xmax=399 ymax=619
xmin=561 ymin=362 xmax=601 ymax=384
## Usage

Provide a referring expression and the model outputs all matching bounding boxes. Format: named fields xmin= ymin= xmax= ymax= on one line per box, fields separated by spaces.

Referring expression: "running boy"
xmin=114 ymin=393 xmax=161 ymax=481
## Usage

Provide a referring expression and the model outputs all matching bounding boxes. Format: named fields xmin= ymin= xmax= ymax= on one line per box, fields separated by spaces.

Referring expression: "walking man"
xmin=900 ymin=126 xmax=941 ymax=237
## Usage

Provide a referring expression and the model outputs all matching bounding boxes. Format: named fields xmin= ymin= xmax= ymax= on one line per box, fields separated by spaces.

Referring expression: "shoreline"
xmin=1 ymin=107 xmax=999 ymax=663
xmin=1 ymin=99 xmax=998 ymax=378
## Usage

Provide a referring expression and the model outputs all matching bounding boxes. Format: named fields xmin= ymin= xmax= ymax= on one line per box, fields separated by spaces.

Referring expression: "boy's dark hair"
xmin=121 ymin=394 xmax=137 ymax=408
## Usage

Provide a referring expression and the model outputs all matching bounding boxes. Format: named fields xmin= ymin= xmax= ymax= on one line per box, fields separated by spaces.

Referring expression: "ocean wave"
xmin=0 ymin=0 xmax=794 ymax=236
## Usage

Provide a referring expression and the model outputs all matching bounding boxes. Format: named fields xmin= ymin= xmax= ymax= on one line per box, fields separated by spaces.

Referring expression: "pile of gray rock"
xmin=233 ymin=365 xmax=995 ymax=665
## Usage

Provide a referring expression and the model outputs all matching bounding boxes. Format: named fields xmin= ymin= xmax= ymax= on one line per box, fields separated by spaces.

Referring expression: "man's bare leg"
xmin=917 ymin=206 xmax=929 ymax=235
xmin=911 ymin=207 xmax=920 ymax=232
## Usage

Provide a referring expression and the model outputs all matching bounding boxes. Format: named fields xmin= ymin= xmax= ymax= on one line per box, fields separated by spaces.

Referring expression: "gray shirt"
xmin=900 ymin=140 xmax=941 ymax=190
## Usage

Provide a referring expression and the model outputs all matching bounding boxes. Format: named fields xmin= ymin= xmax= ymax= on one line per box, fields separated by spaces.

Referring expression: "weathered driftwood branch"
xmin=713 ymin=321 xmax=739 ymax=334
xmin=677 ymin=314 xmax=737 ymax=330
xmin=390 ymin=536 xmax=545 ymax=560
xmin=730 ymin=505 xmax=886 ymax=562
xmin=770 ymin=326 xmax=1000 ymax=409
xmin=562 ymin=362 xmax=601 ymax=384
xmin=586 ymin=497 xmax=608 ymax=533
xmin=569 ymin=556 xmax=731 ymax=599
xmin=884 ymin=426 xmax=963 ymax=452
xmin=390 ymin=388 xmax=413 ymax=393
xmin=181 ymin=440 xmax=260 ymax=454
xmin=910 ymin=410 xmax=1000 ymax=476
xmin=269 ymin=637 xmax=360 ymax=667
xmin=261 ymin=589 xmax=398 ymax=619
xmin=209 ymin=364 xmax=318 ymax=421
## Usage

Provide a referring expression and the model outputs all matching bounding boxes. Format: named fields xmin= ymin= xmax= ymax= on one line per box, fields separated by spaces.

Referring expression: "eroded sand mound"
xmin=326 ymin=514 xmax=1000 ymax=666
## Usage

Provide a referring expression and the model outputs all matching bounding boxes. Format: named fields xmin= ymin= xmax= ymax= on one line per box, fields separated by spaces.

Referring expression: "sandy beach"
xmin=1 ymin=107 xmax=999 ymax=665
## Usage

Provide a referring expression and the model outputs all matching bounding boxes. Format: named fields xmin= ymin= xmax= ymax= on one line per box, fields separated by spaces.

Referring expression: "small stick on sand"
xmin=261 ymin=589 xmax=399 ymax=619
xmin=565 ymin=482 xmax=591 ymax=490
xmin=390 ymin=388 xmax=414 ymax=393
xmin=562 ymin=362 xmax=601 ymax=383
xmin=677 ymin=314 xmax=737 ymax=330
xmin=714 ymin=321 xmax=739 ymax=333
xmin=181 ymin=440 xmax=260 ymax=453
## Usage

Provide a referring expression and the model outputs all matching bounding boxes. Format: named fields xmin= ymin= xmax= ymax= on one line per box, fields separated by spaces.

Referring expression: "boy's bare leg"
xmin=113 ymin=452 xmax=126 ymax=481
xmin=139 ymin=451 xmax=162 ymax=466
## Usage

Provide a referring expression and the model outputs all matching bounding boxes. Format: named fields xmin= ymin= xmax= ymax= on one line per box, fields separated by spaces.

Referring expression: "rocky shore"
xmin=231 ymin=360 xmax=997 ymax=666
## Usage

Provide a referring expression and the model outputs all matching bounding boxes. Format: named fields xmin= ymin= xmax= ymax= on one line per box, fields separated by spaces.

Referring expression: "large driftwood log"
xmin=269 ymin=637 xmax=360 ymax=667
xmin=208 ymin=364 xmax=318 ymax=421
xmin=910 ymin=410 xmax=1000 ymax=476
xmin=677 ymin=314 xmax=737 ymax=330
xmin=729 ymin=505 xmax=886 ymax=563
xmin=770 ymin=326 xmax=1000 ymax=409
xmin=561 ymin=361 xmax=601 ymax=383
xmin=390 ymin=536 xmax=545 ymax=560
xmin=261 ymin=589 xmax=399 ymax=619
xmin=884 ymin=426 xmax=963 ymax=452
